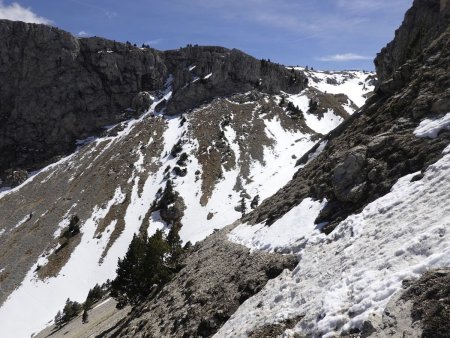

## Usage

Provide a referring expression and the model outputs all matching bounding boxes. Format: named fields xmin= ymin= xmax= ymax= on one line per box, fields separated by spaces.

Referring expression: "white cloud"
xmin=336 ymin=0 xmax=412 ymax=12
xmin=0 ymin=1 xmax=51 ymax=24
xmin=146 ymin=38 xmax=162 ymax=45
xmin=182 ymin=0 xmax=396 ymax=38
xmin=318 ymin=53 xmax=372 ymax=62
xmin=104 ymin=10 xmax=117 ymax=20
xmin=78 ymin=31 xmax=88 ymax=37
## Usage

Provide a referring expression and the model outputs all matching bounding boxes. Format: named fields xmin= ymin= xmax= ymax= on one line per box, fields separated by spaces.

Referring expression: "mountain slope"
xmin=0 ymin=23 xmax=374 ymax=336
xmin=69 ymin=0 xmax=450 ymax=337
xmin=219 ymin=1 xmax=450 ymax=336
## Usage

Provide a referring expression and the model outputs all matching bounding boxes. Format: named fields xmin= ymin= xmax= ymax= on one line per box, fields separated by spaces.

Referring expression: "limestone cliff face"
xmin=163 ymin=46 xmax=307 ymax=115
xmin=0 ymin=20 xmax=168 ymax=177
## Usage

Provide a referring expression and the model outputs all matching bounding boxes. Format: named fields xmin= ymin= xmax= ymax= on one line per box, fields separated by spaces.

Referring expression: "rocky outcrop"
xmin=374 ymin=0 xmax=450 ymax=86
xmin=131 ymin=91 xmax=153 ymax=113
xmin=162 ymin=46 xmax=307 ymax=115
xmin=361 ymin=269 xmax=450 ymax=338
xmin=331 ymin=146 xmax=367 ymax=203
xmin=0 ymin=19 xmax=168 ymax=179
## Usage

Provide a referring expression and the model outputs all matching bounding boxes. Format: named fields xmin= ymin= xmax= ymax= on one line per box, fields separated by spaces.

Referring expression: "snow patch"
xmin=229 ymin=198 xmax=326 ymax=253
xmin=0 ymin=187 xmax=127 ymax=338
xmin=304 ymin=109 xmax=344 ymax=135
xmin=414 ymin=112 xmax=450 ymax=138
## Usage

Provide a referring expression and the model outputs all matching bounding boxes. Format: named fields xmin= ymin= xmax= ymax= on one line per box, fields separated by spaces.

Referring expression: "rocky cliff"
xmin=0 ymin=21 xmax=306 ymax=184
xmin=163 ymin=46 xmax=307 ymax=115
xmin=374 ymin=0 xmax=450 ymax=84
xmin=0 ymin=20 xmax=167 ymax=178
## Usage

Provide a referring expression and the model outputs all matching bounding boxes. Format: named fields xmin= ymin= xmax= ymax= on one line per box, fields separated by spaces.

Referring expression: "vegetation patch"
xmin=110 ymin=225 xmax=187 ymax=308
xmin=37 ymin=215 xmax=82 ymax=280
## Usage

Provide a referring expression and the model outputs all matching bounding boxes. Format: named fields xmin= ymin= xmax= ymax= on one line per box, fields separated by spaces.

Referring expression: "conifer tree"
xmin=166 ymin=224 xmax=183 ymax=267
xmin=111 ymin=230 xmax=173 ymax=307
xmin=54 ymin=310 xmax=63 ymax=329
xmin=110 ymin=234 xmax=147 ymax=307
xmin=240 ymin=196 xmax=247 ymax=215
xmin=144 ymin=229 xmax=171 ymax=286
xmin=82 ymin=309 xmax=89 ymax=324
xmin=251 ymin=195 xmax=260 ymax=209
xmin=62 ymin=298 xmax=82 ymax=323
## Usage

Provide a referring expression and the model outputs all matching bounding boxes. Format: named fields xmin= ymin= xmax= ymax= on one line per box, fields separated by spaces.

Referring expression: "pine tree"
xmin=110 ymin=234 xmax=147 ymax=307
xmin=82 ymin=309 xmax=89 ymax=324
xmin=166 ymin=224 xmax=183 ymax=267
xmin=159 ymin=180 xmax=177 ymax=209
xmin=144 ymin=229 xmax=171 ymax=286
xmin=62 ymin=298 xmax=82 ymax=323
xmin=54 ymin=310 xmax=63 ymax=329
xmin=111 ymin=230 xmax=173 ymax=307
xmin=85 ymin=283 xmax=105 ymax=309
xmin=250 ymin=195 xmax=260 ymax=209
xmin=240 ymin=196 xmax=247 ymax=215
xmin=309 ymin=98 xmax=317 ymax=111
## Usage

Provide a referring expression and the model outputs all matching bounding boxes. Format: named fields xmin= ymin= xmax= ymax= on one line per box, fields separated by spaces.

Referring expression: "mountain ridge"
xmin=0 ymin=19 xmax=305 ymax=184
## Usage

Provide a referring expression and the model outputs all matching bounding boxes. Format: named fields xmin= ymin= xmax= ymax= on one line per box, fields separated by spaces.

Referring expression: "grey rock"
xmin=326 ymin=77 xmax=338 ymax=85
xmin=0 ymin=19 xmax=168 ymax=178
xmin=362 ymin=268 xmax=450 ymax=338
xmin=374 ymin=0 xmax=443 ymax=85
xmin=367 ymin=134 xmax=393 ymax=154
xmin=332 ymin=146 xmax=367 ymax=203
xmin=131 ymin=91 xmax=153 ymax=113
xmin=163 ymin=46 xmax=307 ymax=115
xmin=431 ymin=93 xmax=450 ymax=113
xmin=4 ymin=169 xmax=28 ymax=187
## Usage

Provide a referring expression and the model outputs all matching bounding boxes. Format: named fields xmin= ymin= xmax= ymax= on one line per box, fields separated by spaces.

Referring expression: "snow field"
xmin=220 ymin=145 xmax=450 ymax=337
xmin=0 ymin=187 xmax=126 ymax=338
xmin=292 ymin=68 xmax=374 ymax=108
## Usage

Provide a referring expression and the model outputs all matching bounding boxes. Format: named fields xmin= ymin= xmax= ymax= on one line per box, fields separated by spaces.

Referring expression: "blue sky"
xmin=0 ymin=0 xmax=413 ymax=70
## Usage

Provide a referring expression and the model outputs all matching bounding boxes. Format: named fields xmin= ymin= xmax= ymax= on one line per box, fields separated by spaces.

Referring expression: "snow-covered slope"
xmin=298 ymin=67 xmax=375 ymax=107
xmin=218 ymin=116 xmax=450 ymax=337
xmin=0 ymin=68 xmax=374 ymax=337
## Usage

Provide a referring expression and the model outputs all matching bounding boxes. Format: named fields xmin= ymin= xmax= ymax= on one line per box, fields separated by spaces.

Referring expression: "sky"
xmin=0 ymin=0 xmax=413 ymax=70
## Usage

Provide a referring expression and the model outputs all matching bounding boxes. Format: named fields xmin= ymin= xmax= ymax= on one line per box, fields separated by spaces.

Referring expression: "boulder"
xmin=332 ymin=146 xmax=367 ymax=203
xmin=3 ymin=169 xmax=28 ymax=187
xmin=131 ymin=91 xmax=153 ymax=113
